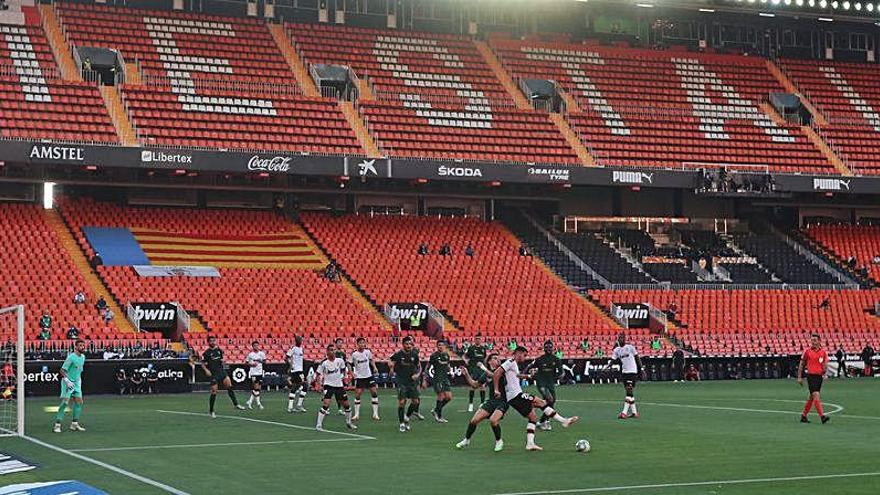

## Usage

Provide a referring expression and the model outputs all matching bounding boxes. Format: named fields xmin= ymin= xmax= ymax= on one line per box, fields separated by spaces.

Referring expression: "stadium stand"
xmin=556 ymin=232 xmax=655 ymax=284
xmin=287 ymin=23 xmax=580 ymax=164
xmin=58 ymin=198 xmax=390 ymax=362
xmin=0 ymin=203 xmax=120 ymax=340
xmin=491 ymin=40 xmax=834 ymax=173
xmin=803 ymin=224 xmax=880 ymax=283
xmin=780 ymin=58 xmax=880 ymax=175
xmin=55 ymin=3 xmax=362 ymax=154
xmin=0 ymin=17 xmax=117 ymax=143
xmin=733 ymin=232 xmax=839 ymax=284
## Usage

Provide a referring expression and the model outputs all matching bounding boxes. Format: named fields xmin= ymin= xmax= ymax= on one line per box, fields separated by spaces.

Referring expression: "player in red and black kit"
xmin=798 ymin=333 xmax=830 ymax=424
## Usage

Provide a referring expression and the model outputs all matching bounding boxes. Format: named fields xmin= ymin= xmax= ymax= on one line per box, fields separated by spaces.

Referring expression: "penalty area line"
xmin=18 ymin=434 xmax=190 ymax=495
xmin=155 ymin=409 xmax=376 ymax=440
xmin=71 ymin=437 xmax=368 ymax=453
xmin=492 ymin=471 xmax=880 ymax=495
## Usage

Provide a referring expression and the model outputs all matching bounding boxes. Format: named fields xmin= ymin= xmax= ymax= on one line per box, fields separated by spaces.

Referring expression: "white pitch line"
xmin=17 ymin=434 xmax=190 ymax=495
xmin=493 ymin=471 xmax=880 ymax=495
xmin=155 ymin=409 xmax=376 ymax=440
xmin=557 ymin=399 xmax=845 ymax=416
xmin=71 ymin=437 xmax=368 ymax=453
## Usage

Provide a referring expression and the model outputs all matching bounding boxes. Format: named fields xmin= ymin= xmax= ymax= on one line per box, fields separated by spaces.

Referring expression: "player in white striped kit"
xmin=610 ymin=333 xmax=643 ymax=419
xmin=350 ymin=337 xmax=380 ymax=421
xmin=316 ymin=344 xmax=356 ymax=430
xmin=286 ymin=336 xmax=307 ymax=413
xmin=245 ymin=341 xmax=266 ymax=410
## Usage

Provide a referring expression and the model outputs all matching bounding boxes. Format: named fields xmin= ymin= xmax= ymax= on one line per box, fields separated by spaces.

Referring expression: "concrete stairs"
xmin=269 ymin=23 xmax=319 ymax=97
xmin=473 ymin=40 xmax=530 ymax=110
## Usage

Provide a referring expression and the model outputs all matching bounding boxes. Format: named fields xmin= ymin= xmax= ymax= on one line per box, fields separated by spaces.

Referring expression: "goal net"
xmin=0 ymin=305 xmax=24 ymax=437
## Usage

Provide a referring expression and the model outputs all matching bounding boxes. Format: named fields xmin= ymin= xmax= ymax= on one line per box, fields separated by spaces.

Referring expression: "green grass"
xmin=4 ymin=379 xmax=880 ymax=494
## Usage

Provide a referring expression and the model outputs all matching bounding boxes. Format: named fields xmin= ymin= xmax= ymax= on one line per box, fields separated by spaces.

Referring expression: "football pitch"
xmin=4 ymin=379 xmax=880 ymax=495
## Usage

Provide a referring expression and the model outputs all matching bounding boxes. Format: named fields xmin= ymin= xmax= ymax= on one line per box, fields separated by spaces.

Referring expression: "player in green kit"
xmin=428 ymin=340 xmax=453 ymax=423
xmin=527 ymin=340 xmax=565 ymax=431
xmin=390 ymin=336 xmax=421 ymax=432
xmin=464 ymin=333 xmax=489 ymax=412
xmin=456 ymin=353 xmax=507 ymax=452
xmin=54 ymin=339 xmax=87 ymax=433
xmin=197 ymin=336 xmax=245 ymax=418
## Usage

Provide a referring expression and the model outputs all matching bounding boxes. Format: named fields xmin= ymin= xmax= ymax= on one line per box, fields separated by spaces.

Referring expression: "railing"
xmin=690 ymin=259 xmax=712 ymax=281
xmin=608 ymin=283 xmax=858 ymax=291
xmin=0 ymin=63 xmax=62 ymax=81
xmin=683 ymin=162 xmax=771 ymax=174
xmin=767 ymin=224 xmax=860 ymax=287
xmin=134 ymin=71 xmax=303 ymax=98
xmin=712 ymin=263 xmax=732 ymax=282
xmin=126 ymin=302 xmax=141 ymax=333
xmin=609 ymin=302 xmax=629 ymax=328
xmin=370 ymin=90 xmax=515 ymax=110
xmin=176 ymin=302 xmax=190 ymax=334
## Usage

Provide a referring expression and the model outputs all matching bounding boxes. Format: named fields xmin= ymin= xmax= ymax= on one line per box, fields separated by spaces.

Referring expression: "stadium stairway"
xmin=794 ymin=227 xmax=875 ymax=289
xmin=474 ymin=40 xmax=530 ymax=110
xmin=99 ymin=85 xmax=138 ymax=146
xmin=801 ymin=125 xmax=853 ymax=176
xmin=47 ymin=209 xmax=135 ymax=333
xmin=38 ymin=3 xmax=78 ymax=81
xmin=550 ymin=113 xmax=596 ymax=167
xmin=339 ymin=101 xmax=382 ymax=158
xmin=765 ymin=59 xmax=829 ymax=127
xmin=270 ymin=23 xmax=319 ymax=97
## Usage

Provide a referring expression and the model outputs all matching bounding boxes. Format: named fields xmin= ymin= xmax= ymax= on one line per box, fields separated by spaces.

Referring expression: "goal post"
xmin=0 ymin=304 xmax=24 ymax=437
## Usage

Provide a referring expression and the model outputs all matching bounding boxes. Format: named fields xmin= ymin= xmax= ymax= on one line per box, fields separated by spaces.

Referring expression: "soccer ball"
xmin=575 ymin=439 xmax=591 ymax=453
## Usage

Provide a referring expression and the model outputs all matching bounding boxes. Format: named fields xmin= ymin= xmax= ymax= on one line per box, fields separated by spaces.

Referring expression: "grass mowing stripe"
xmin=155 ymin=409 xmax=376 ymax=440
xmin=20 ymin=434 xmax=191 ymax=495
xmin=557 ymin=399 xmax=845 ymax=416
xmin=71 ymin=437 xmax=369 ymax=453
xmin=492 ymin=471 xmax=880 ymax=495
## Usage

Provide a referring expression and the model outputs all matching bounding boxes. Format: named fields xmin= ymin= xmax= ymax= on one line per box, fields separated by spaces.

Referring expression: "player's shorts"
xmin=537 ymin=383 xmax=556 ymax=400
xmin=432 ymin=378 xmax=451 ymax=394
xmin=468 ymin=367 xmax=488 ymax=385
xmin=249 ymin=374 xmax=263 ymax=385
xmin=354 ymin=377 xmax=376 ymax=389
xmin=507 ymin=392 xmax=535 ymax=418
xmin=60 ymin=380 xmax=82 ymax=399
xmin=807 ymin=374 xmax=824 ymax=393
xmin=479 ymin=398 xmax=509 ymax=415
xmin=397 ymin=383 xmax=420 ymax=400
xmin=209 ymin=371 xmax=228 ymax=385
xmin=288 ymin=371 xmax=305 ymax=387
xmin=323 ymin=385 xmax=347 ymax=401
xmin=621 ymin=373 xmax=639 ymax=387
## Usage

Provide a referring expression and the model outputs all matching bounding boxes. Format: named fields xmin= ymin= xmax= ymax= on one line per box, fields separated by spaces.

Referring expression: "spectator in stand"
xmin=519 ymin=244 xmax=532 ymax=257
xmin=103 ymin=308 xmax=114 ymax=325
xmin=580 ymin=338 xmax=590 ymax=353
xmin=685 ymin=364 xmax=700 ymax=381
xmin=130 ymin=368 xmax=145 ymax=394
xmin=835 ymin=347 xmax=847 ymax=378
xmin=66 ymin=324 xmax=79 ymax=340
xmin=816 ymin=298 xmax=830 ymax=310
xmin=38 ymin=327 xmax=52 ymax=341
xmin=147 ymin=366 xmax=159 ymax=394
xmin=872 ymin=255 xmax=880 ymax=265
xmin=672 ymin=347 xmax=686 ymax=382
xmin=439 ymin=243 xmax=451 ymax=256
xmin=847 ymin=256 xmax=857 ymax=269
xmin=667 ymin=301 xmax=678 ymax=319
xmin=95 ymin=296 xmax=107 ymax=312
xmin=324 ymin=262 xmax=340 ymax=282
xmin=73 ymin=291 xmax=86 ymax=305
xmin=464 ymin=244 xmax=474 ymax=257
xmin=506 ymin=339 xmax=517 ymax=352
xmin=418 ymin=243 xmax=429 ymax=256
xmin=39 ymin=311 xmax=52 ymax=332
xmin=651 ymin=337 xmax=662 ymax=352
xmin=861 ymin=344 xmax=876 ymax=377
xmin=90 ymin=252 xmax=103 ymax=268
xmin=594 ymin=348 xmax=605 ymax=358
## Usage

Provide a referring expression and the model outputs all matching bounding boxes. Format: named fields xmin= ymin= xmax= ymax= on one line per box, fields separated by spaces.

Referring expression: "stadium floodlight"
xmin=635 ymin=2 xmax=654 ymax=7
xmin=784 ymin=0 xmax=792 ymax=6
xmin=807 ymin=0 xmax=815 ymax=6
xmin=699 ymin=7 xmax=716 ymax=11
xmin=854 ymin=2 xmax=861 ymax=9
xmin=759 ymin=11 xmax=776 ymax=15
xmin=831 ymin=1 xmax=838 ymax=8
xmin=818 ymin=16 xmax=834 ymax=19
xmin=867 ymin=2 xmax=874 ymax=10
xmin=42 ymin=181 xmax=55 ymax=209
xmin=842 ymin=1 xmax=850 ymax=8
xmin=819 ymin=0 xmax=827 ymax=8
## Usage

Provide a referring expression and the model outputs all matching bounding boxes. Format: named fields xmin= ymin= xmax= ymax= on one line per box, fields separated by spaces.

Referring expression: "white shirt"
xmin=612 ymin=344 xmax=639 ymax=374
xmin=350 ymin=349 xmax=374 ymax=379
xmin=317 ymin=358 xmax=346 ymax=388
xmin=501 ymin=359 xmax=523 ymax=401
xmin=286 ymin=346 xmax=304 ymax=372
xmin=247 ymin=351 xmax=266 ymax=376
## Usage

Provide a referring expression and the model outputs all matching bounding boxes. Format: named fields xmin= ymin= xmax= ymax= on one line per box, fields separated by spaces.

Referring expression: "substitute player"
xmin=497 ymin=346 xmax=579 ymax=451
xmin=528 ymin=340 xmax=564 ymax=431
xmin=53 ymin=339 xmax=87 ymax=433
xmin=798 ymin=333 xmax=830 ymax=424
xmin=350 ymin=337 xmax=380 ymax=421
xmin=199 ymin=335 xmax=245 ymax=418
xmin=315 ymin=344 xmax=356 ymax=430
xmin=456 ymin=353 xmax=506 ymax=451
xmin=286 ymin=335 xmax=307 ymax=413
xmin=429 ymin=340 xmax=453 ymax=423
xmin=246 ymin=341 xmax=266 ymax=410
xmin=610 ymin=333 xmax=643 ymax=419
xmin=464 ymin=333 xmax=489 ymax=412
xmin=390 ymin=336 xmax=422 ymax=432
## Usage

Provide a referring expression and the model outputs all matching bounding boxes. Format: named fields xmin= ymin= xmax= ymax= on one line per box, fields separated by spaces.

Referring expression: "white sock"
xmin=254 ymin=391 xmax=262 ymax=406
xmin=630 ymin=400 xmax=638 ymax=415
xmin=247 ymin=393 xmax=254 ymax=405
xmin=622 ymin=401 xmax=630 ymax=415
xmin=354 ymin=400 xmax=361 ymax=417
xmin=544 ymin=407 xmax=567 ymax=423
xmin=371 ymin=398 xmax=379 ymax=416
xmin=345 ymin=408 xmax=353 ymax=425
xmin=316 ymin=407 xmax=327 ymax=428
xmin=526 ymin=422 xmax=536 ymax=446
xmin=287 ymin=392 xmax=296 ymax=410
xmin=297 ymin=391 xmax=306 ymax=408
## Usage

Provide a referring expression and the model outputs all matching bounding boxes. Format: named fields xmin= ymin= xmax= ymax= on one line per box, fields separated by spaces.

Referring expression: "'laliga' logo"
xmin=232 ymin=368 xmax=247 ymax=383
